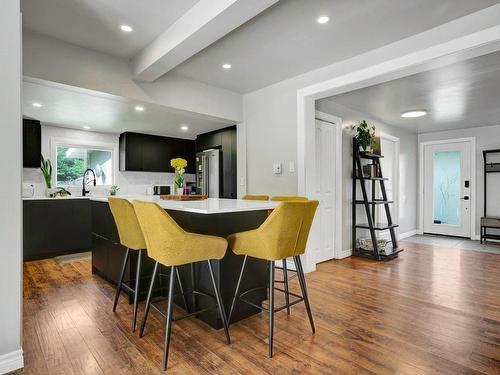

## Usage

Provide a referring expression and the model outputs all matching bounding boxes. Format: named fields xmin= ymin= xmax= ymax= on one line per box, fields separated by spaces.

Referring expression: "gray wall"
xmin=418 ymin=124 xmax=500 ymax=237
xmin=317 ymin=100 xmax=418 ymax=251
xmin=0 ymin=0 xmax=23 ymax=372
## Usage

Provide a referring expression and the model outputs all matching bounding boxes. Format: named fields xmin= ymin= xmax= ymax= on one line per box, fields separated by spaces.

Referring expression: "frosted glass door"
xmin=433 ymin=151 xmax=460 ymax=225
xmin=423 ymin=141 xmax=471 ymax=237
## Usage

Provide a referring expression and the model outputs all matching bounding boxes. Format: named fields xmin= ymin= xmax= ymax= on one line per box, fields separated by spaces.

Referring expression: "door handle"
xmin=460 ymin=196 xmax=470 ymax=200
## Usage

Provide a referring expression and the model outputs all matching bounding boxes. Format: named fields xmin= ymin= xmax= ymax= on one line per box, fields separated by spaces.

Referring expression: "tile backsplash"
xmin=23 ymin=168 xmax=195 ymax=198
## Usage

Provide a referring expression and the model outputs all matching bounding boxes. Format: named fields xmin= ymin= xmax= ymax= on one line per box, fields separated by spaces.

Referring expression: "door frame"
xmin=379 ymin=133 xmax=400 ymax=239
xmin=418 ymin=137 xmax=476 ymax=239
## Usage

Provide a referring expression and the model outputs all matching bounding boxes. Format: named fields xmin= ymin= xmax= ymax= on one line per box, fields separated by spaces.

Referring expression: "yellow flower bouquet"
xmin=170 ymin=158 xmax=187 ymax=192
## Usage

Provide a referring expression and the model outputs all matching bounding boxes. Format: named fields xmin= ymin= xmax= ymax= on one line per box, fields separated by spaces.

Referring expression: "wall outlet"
xmin=273 ymin=163 xmax=282 ymax=175
xmin=289 ymin=161 xmax=295 ymax=173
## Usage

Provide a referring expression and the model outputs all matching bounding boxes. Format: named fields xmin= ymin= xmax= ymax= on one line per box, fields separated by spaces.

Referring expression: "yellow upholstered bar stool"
xmin=242 ymin=194 xmax=269 ymax=201
xmin=269 ymin=195 xmax=309 ymax=314
xmin=228 ymin=200 xmax=319 ymax=357
xmin=270 ymin=196 xmax=308 ymax=202
xmin=108 ymin=197 xmax=148 ymax=332
xmin=109 ymin=197 xmax=187 ymax=332
xmin=132 ymin=200 xmax=231 ymax=371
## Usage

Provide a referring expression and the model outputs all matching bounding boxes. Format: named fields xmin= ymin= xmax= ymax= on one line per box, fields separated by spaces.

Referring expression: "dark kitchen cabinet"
xmin=23 ymin=118 xmax=41 ymax=168
xmin=23 ymin=198 xmax=92 ymax=260
xmin=119 ymin=132 xmax=195 ymax=173
xmin=196 ymin=126 xmax=237 ymax=199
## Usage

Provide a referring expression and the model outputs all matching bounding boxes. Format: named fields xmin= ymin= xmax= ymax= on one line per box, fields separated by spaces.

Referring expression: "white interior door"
xmin=423 ymin=141 xmax=471 ymax=237
xmin=313 ymin=119 xmax=335 ymax=263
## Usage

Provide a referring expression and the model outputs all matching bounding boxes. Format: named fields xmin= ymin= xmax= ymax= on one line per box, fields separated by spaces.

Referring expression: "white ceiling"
xmin=171 ymin=0 xmax=500 ymax=93
xmin=320 ymin=50 xmax=500 ymax=133
xmin=23 ymin=80 xmax=233 ymax=138
xmin=21 ymin=0 xmax=199 ymax=58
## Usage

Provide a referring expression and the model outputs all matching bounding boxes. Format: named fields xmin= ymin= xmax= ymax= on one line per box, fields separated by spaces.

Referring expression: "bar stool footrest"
xmin=238 ymin=286 xmax=304 ymax=314
xmin=149 ymin=289 xmax=220 ymax=322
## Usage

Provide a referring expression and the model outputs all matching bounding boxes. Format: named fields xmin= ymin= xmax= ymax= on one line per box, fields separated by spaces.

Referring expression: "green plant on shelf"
xmin=351 ymin=120 xmax=375 ymax=151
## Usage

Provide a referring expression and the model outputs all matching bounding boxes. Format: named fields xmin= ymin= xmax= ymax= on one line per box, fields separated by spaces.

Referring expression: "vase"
xmin=175 ymin=186 xmax=184 ymax=195
xmin=45 ymin=188 xmax=58 ymax=198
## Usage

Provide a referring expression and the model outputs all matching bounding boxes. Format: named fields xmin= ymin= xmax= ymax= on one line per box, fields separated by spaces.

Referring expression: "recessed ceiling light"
xmin=180 ymin=125 xmax=189 ymax=131
xmin=317 ymin=16 xmax=329 ymax=24
xmin=222 ymin=63 xmax=232 ymax=70
xmin=120 ymin=25 xmax=133 ymax=33
xmin=83 ymin=126 xmax=91 ymax=130
xmin=32 ymin=102 xmax=43 ymax=108
xmin=401 ymin=110 xmax=427 ymax=118
xmin=135 ymin=106 xmax=144 ymax=112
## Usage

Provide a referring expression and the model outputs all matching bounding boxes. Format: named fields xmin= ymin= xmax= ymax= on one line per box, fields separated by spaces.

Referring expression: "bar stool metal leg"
xmin=132 ymin=249 xmax=142 ymax=332
xmin=228 ymin=255 xmax=248 ymax=323
xmin=268 ymin=260 xmax=275 ymax=358
xmin=282 ymin=258 xmax=290 ymax=315
xmin=175 ymin=268 xmax=189 ymax=312
xmin=162 ymin=266 xmax=176 ymax=371
xmin=207 ymin=260 xmax=231 ymax=344
xmin=140 ymin=261 xmax=158 ymax=338
xmin=293 ymin=255 xmax=315 ymax=334
xmin=113 ymin=248 xmax=130 ymax=312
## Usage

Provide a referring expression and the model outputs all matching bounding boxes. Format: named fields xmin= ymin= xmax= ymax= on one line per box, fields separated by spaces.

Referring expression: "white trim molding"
xmin=0 ymin=349 xmax=24 ymax=374
xmin=300 ymin=111 xmax=343 ymax=273
xmin=418 ymin=137 xmax=476 ymax=240
xmin=399 ymin=230 xmax=417 ymax=240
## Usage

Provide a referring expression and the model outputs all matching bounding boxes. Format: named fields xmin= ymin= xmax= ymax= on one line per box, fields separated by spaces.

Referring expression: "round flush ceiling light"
xmin=134 ymin=105 xmax=144 ymax=112
xmin=317 ymin=16 xmax=330 ymax=24
xmin=222 ymin=63 xmax=232 ymax=70
xmin=120 ymin=25 xmax=133 ymax=33
xmin=83 ymin=126 xmax=91 ymax=130
xmin=180 ymin=125 xmax=189 ymax=131
xmin=32 ymin=102 xmax=43 ymax=108
xmin=401 ymin=110 xmax=427 ymax=118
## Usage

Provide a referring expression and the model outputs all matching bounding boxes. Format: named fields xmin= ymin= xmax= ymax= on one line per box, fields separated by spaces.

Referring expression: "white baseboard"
xmin=0 ymin=349 xmax=23 ymax=374
xmin=399 ymin=229 xmax=417 ymax=240
xmin=339 ymin=248 xmax=352 ymax=259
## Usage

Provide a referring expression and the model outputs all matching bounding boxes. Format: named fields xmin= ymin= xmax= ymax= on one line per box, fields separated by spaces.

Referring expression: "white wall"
xmin=23 ymin=125 xmax=194 ymax=197
xmin=0 ymin=0 xmax=23 ymax=373
xmin=23 ymin=32 xmax=243 ymax=123
xmin=418 ymin=124 xmax=500 ymax=237
xmin=317 ymin=100 xmax=418 ymax=251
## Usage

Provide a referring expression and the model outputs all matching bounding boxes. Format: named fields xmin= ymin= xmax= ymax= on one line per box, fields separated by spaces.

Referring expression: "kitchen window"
xmin=56 ymin=145 xmax=113 ymax=186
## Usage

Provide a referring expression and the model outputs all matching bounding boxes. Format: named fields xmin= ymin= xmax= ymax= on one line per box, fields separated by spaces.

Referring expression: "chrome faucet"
xmin=82 ymin=168 xmax=96 ymax=196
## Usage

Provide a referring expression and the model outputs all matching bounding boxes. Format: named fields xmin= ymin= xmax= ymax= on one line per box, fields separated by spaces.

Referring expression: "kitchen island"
xmin=90 ymin=196 xmax=278 ymax=329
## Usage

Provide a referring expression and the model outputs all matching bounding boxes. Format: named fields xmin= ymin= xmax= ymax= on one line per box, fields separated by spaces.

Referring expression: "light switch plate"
xmin=289 ymin=161 xmax=295 ymax=173
xmin=273 ymin=163 xmax=282 ymax=174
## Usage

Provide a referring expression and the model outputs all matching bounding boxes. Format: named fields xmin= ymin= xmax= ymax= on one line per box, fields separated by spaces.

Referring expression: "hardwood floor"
xmin=20 ymin=241 xmax=500 ymax=374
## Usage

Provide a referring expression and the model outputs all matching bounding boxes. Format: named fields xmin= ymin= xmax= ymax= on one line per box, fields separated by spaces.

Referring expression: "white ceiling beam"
xmin=131 ymin=0 xmax=278 ymax=82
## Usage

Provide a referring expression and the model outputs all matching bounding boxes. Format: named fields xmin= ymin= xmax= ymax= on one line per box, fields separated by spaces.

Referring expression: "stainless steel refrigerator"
xmin=196 ymin=149 xmax=220 ymax=197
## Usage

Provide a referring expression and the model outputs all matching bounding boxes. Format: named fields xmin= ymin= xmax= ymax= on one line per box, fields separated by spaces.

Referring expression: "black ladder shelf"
xmin=352 ymin=138 xmax=403 ymax=260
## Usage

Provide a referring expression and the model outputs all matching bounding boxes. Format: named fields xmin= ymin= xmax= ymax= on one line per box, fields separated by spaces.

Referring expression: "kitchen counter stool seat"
xmin=132 ymin=200 xmax=231 ymax=371
xmin=227 ymin=200 xmax=319 ymax=357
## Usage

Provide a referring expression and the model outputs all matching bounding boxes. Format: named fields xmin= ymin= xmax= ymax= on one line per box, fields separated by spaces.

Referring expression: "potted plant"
xmin=351 ymin=120 xmax=376 ymax=152
xmin=109 ymin=185 xmax=120 ymax=196
xmin=170 ymin=158 xmax=187 ymax=195
xmin=55 ymin=187 xmax=72 ymax=197
xmin=40 ymin=155 xmax=57 ymax=197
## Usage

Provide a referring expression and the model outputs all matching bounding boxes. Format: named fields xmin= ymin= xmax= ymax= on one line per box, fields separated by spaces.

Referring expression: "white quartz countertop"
xmin=90 ymin=196 xmax=279 ymax=214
